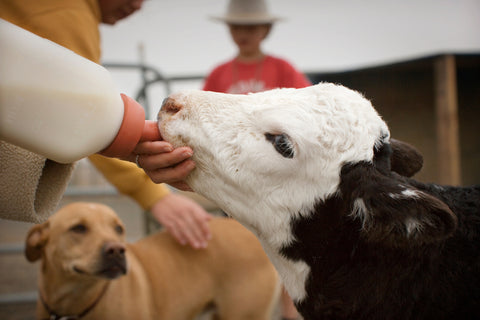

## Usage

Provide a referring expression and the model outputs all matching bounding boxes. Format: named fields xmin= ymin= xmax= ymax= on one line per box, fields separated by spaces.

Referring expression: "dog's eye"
xmin=69 ymin=224 xmax=87 ymax=234
xmin=115 ymin=225 xmax=124 ymax=235
xmin=265 ymin=133 xmax=295 ymax=158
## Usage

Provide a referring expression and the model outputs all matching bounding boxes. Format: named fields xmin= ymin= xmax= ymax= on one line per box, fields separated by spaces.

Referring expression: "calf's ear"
xmin=25 ymin=222 xmax=50 ymax=262
xmin=342 ymin=164 xmax=457 ymax=246
xmin=389 ymin=139 xmax=424 ymax=177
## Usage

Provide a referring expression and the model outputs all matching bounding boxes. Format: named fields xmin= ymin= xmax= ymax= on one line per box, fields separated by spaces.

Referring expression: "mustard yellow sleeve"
xmin=88 ymin=154 xmax=170 ymax=210
xmin=0 ymin=0 xmax=102 ymax=63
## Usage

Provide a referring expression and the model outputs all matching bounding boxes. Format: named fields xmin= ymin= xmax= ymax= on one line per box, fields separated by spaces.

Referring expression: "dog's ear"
xmin=25 ymin=222 xmax=50 ymax=262
xmin=389 ymin=138 xmax=423 ymax=177
xmin=341 ymin=163 xmax=457 ymax=247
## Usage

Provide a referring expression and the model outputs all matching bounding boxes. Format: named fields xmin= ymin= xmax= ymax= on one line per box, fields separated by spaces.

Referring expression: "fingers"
xmin=145 ymin=159 xmax=195 ymax=185
xmin=134 ymin=141 xmax=174 ymax=155
xmin=122 ymin=141 xmax=173 ymax=163
xmin=182 ymin=210 xmax=212 ymax=248
xmin=131 ymin=141 xmax=195 ymax=188
xmin=151 ymin=194 xmax=212 ymax=249
xmin=168 ymin=211 xmax=211 ymax=249
xmin=140 ymin=146 xmax=193 ymax=172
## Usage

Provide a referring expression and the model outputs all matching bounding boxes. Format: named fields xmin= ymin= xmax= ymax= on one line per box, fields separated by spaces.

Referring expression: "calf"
xmin=157 ymin=83 xmax=480 ymax=319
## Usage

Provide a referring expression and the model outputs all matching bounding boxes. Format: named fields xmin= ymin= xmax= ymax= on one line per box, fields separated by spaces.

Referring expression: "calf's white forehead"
xmin=166 ymin=84 xmax=388 ymax=164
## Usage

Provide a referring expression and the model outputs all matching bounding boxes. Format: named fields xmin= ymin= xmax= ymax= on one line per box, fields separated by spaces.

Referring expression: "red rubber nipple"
xmin=100 ymin=94 xmax=160 ymax=158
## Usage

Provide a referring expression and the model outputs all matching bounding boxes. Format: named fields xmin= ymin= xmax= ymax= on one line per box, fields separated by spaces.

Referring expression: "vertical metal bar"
xmin=138 ymin=43 xmax=150 ymax=118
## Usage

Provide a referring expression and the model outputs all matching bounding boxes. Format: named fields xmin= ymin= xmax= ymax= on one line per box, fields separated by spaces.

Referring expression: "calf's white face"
xmin=159 ymin=84 xmax=388 ymax=231
xmin=157 ymin=83 xmax=389 ymax=300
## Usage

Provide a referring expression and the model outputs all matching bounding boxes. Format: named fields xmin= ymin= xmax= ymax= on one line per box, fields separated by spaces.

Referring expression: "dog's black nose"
xmin=101 ymin=242 xmax=127 ymax=279
xmin=103 ymin=242 xmax=126 ymax=259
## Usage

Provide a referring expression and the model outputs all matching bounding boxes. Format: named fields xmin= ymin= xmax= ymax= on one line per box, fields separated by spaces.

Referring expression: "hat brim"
xmin=210 ymin=15 xmax=283 ymax=25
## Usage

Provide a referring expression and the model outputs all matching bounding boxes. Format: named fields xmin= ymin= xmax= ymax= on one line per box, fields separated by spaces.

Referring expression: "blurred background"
xmin=100 ymin=0 xmax=480 ymax=185
xmin=102 ymin=0 xmax=480 ymax=74
xmin=100 ymin=0 xmax=480 ymax=114
xmin=1 ymin=0 xmax=479 ymax=319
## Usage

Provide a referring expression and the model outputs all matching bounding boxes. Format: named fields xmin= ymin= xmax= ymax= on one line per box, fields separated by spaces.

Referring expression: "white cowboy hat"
xmin=211 ymin=0 xmax=283 ymax=25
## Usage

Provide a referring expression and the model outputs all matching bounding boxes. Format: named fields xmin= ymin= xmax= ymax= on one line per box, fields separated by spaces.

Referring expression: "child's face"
xmin=228 ymin=24 xmax=271 ymax=55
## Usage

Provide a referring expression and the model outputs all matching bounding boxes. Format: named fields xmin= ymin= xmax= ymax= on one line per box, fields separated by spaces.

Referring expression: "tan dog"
xmin=25 ymin=202 xmax=279 ymax=320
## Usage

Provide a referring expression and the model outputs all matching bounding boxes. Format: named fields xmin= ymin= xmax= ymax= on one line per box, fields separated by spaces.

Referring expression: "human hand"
xmin=128 ymin=141 xmax=195 ymax=191
xmin=151 ymin=193 xmax=212 ymax=249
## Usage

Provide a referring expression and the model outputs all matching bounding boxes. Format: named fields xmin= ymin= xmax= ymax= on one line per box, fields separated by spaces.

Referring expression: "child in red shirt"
xmin=203 ymin=1 xmax=307 ymax=319
xmin=203 ymin=0 xmax=311 ymax=94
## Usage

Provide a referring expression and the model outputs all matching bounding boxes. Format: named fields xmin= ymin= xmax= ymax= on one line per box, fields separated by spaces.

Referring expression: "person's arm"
xmin=88 ymin=154 xmax=170 ymax=209
xmin=91 ymin=148 xmax=213 ymax=249
xmin=122 ymin=140 xmax=213 ymax=248
xmin=0 ymin=0 xmax=102 ymax=222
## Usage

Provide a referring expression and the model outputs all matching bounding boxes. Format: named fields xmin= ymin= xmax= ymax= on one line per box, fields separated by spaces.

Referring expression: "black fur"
xmin=281 ymin=142 xmax=480 ymax=320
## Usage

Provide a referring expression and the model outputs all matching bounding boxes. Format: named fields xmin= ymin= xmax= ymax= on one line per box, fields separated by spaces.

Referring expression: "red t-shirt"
xmin=203 ymin=55 xmax=311 ymax=94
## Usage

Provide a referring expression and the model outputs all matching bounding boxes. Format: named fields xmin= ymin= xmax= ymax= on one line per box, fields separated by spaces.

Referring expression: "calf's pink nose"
xmin=161 ymin=97 xmax=182 ymax=114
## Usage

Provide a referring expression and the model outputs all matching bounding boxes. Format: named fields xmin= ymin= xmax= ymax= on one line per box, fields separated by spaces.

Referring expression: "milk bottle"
xmin=0 ymin=19 xmax=159 ymax=163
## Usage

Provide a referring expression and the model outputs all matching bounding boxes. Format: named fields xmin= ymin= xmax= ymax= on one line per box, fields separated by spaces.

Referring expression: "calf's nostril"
xmin=161 ymin=98 xmax=182 ymax=114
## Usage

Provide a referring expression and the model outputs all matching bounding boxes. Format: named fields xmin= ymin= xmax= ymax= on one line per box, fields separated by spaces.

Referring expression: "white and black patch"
xmin=158 ymin=83 xmax=480 ymax=319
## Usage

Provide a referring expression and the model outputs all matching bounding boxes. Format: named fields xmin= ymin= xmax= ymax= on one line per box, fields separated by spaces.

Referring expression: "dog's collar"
xmin=40 ymin=283 xmax=109 ymax=320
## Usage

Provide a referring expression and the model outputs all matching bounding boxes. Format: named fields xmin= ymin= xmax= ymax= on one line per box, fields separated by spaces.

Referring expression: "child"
xmin=204 ymin=1 xmax=308 ymax=319
xmin=203 ymin=0 xmax=311 ymax=94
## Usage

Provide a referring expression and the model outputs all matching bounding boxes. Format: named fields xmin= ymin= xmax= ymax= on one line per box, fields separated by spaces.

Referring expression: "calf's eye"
xmin=265 ymin=133 xmax=295 ymax=158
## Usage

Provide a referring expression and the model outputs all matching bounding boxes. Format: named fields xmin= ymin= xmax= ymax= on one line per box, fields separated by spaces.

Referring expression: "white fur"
xmin=405 ymin=216 xmax=424 ymax=236
xmin=401 ymin=189 xmax=420 ymax=198
xmin=158 ymin=83 xmax=390 ymax=302
xmin=351 ymin=198 xmax=370 ymax=229
xmin=389 ymin=187 xmax=420 ymax=199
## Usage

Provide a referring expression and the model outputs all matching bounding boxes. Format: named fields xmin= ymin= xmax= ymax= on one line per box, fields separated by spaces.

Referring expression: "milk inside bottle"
xmin=0 ymin=19 xmax=158 ymax=163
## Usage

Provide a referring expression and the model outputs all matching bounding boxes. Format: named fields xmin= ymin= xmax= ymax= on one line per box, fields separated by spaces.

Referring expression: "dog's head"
xmin=25 ymin=202 xmax=127 ymax=279
xmin=158 ymin=83 xmax=453 ymax=247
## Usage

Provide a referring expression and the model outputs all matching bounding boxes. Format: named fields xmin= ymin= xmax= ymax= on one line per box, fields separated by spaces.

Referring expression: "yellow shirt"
xmin=0 ymin=0 xmax=170 ymax=209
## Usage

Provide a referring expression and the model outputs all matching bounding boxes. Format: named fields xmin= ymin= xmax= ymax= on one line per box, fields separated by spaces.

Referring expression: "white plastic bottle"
xmin=0 ymin=19 xmax=159 ymax=163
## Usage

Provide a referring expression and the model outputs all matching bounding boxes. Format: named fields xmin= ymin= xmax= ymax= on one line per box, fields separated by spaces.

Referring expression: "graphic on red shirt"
xmin=203 ymin=55 xmax=311 ymax=94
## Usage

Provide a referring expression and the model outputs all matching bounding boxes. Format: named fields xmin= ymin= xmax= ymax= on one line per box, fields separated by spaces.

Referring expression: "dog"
xmin=157 ymin=83 xmax=480 ymax=319
xmin=25 ymin=202 xmax=279 ymax=320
